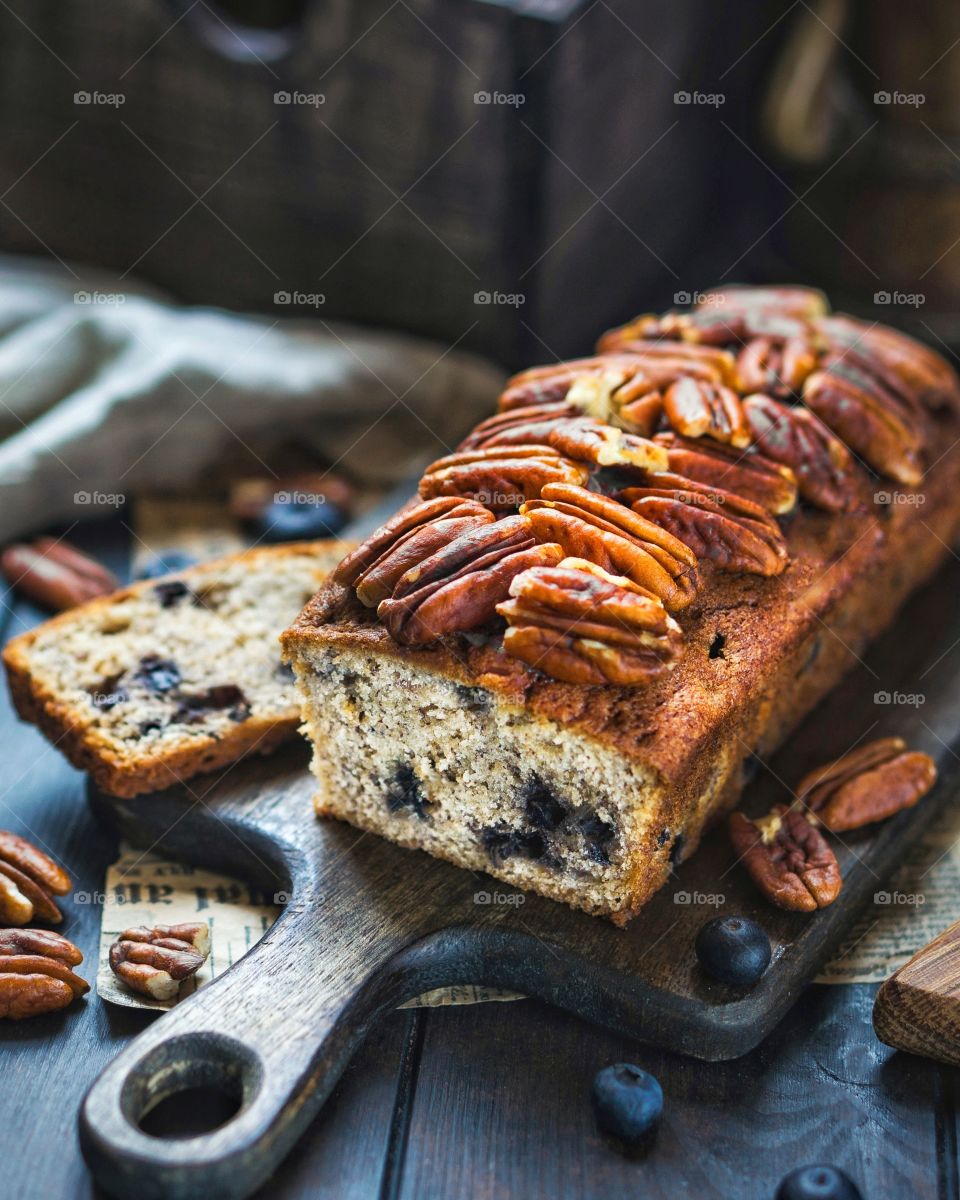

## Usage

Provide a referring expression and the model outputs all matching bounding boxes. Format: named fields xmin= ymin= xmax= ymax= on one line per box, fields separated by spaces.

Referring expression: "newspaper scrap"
xmin=817 ymin=801 xmax=960 ymax=984
xmin=98 ymin=846 xmax=521 ymax=1010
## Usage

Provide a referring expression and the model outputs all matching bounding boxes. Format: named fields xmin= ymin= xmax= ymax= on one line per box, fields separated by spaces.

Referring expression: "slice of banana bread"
xmin=4 ymin=541 xmax=351 ymax=797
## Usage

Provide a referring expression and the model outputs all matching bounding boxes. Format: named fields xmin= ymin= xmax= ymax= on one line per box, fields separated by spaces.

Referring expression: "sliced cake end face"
xmin=3 ymin=541 xmax=349 ymax=794
xmin=287 ymin=642 xmax=682 ymax=921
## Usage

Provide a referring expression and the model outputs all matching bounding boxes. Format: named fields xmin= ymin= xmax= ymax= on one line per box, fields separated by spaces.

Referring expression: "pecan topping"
xmin=594 ymin=335 xmax=739 ymax=386
xmin=742 ymin=394 xmax=865 ymax=513
xmin=736 ymin=334 xmax=819 ymax=397
xmin=521 ymin=484 xmax=699 ymax=610
xmin=797 ymin=737 xmax=937 ymax=832
xmin=818 ymin=315 xmax=960 ymax=413
xmin=333 ymin=497 xmax=491 ymax=587
xmin=498 ymin=357 xmax=655 ymax=415
xmin=109 ymin=922 xmax=210 ymax=1001
xmin=699 ymin=285 xmax=828 ymax=320
xmin=498 ymin=558 xmax=682 ymax=686
xmin=622 ymin=477 xmax=788 ymax=576
xmin=0 ymin=831 xmax=72 ymax=927
xmin=0 ymin=928 xmax=87 ymax=1019
xmin=0 ymin=538 xmax=118 ymax=612
xmin=803 ymin=364 xmax=926 ymax=487
xmin=378 ymin=516 xmax=564 ymax=645
xmin=729 ymin=805 xmax=842 ymax=912
xmin=419 ymin=446 xmax=589 ymax=509
xmin=459 ymin=410 xmax=668 ymax=472
xmin=654 ymin=432 xmax=798 ymax=514
xmin=663 ymin=378 xmax=751 ymax=447
xmin=354 ymin=511 xmax=495 ymax=607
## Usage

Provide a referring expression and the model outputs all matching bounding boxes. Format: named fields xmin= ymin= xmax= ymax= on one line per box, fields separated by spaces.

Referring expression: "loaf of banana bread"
xmin=5 ymin=541 xmax=350 ymax=797
xmin=283 ymin=287 xmax=960 ymax=923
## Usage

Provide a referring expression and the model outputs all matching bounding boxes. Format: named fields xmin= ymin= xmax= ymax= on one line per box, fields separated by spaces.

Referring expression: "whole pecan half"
xmin=458 ymin=410 xmax=668 ymax=472
xmin=742 ymin=393 xmax=866 ymax=513
xmin=654 ymin=432 xmax=798 ymax=514
xmin=622 ymin=476 xmax=788 ymax=576
xmin=0 ymin=831 xmax=71 ymax=927
xmin=663 ymin=378 xmax=751 ymax=447
xmin=521 ymin=484 xmax=700 ymax=611
xmin=729 ymin=805 xmax=842 ymax=912
xmin=332 ymin=497 xmax=492 ymax=588
xmin=797 ymin=737 xmax=937 ymax=832
xmin=818 ymin=315 xmax=960 ymax=413
xmin=110 ymin=922 xmax=210 ymax=1001
xmin=594 ymin=334 xmax=740 ymax=385
xmin=378 ymin=516 xmax=564 ymax=645
xmin=498 ymin=558 xmax=683 ymax=685
xmin=418 ymin=446 xmax=589 ymax=509
xmin=699 ymin=284 xmax=828 ymax=320
xmin=0 ymin=928 xmax=87 ymax=1019
xmin=736 ymin=334 xmax=820 ymax=397
xmin=354 ymin=511 xmax=495 ymax=607
xmin=498 ymin=357 xmax=658 ymax=416
xmin=803 ymin=363 xmax=926 ymax=487
xmin=0 ymin=538 xmax=118 ymax=612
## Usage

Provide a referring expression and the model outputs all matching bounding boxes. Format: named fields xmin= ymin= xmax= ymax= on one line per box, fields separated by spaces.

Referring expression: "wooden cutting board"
xmin=79 ymin=556 xmax=960 ymax=1200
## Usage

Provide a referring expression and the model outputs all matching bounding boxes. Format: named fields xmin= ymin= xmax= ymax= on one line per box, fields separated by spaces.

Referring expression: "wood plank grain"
xmin=400 ymin=988 xmax=944 ymax=1200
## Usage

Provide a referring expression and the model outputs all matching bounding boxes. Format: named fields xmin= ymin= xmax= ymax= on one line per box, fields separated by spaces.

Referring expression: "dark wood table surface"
xmin=1 ymin=518 xmax=957 ymax=1200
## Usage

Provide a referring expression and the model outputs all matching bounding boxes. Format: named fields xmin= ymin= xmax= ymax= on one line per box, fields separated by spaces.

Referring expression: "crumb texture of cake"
xmin=4 ymin=540 xmax=350 ymax=797
xmin=293 ymin=645 xmax=672 ymax=920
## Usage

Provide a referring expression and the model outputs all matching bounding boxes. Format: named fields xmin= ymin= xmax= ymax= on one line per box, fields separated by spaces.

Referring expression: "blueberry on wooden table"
xmin=253 ymin=497 xmax=347 ymax=542
xmin=775 ymin=1164 xmax=862 ymax=1199
xmin=591 ymin=1063 xmax=663 ymax=1143
xmin=695 ymin=915 xmax=771 ymax=986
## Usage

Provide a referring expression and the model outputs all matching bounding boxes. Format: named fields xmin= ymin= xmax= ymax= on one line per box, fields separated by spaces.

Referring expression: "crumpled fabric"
xmin=0 ymin=256 xmax=505 ymax=540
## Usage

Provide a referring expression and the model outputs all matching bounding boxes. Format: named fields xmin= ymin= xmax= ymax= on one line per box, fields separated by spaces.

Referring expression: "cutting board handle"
xmin=79 ymin=898 xmax=443 ymax=1200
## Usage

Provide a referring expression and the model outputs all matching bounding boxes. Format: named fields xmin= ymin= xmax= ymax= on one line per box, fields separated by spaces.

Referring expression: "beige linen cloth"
xmin=0 ymin=254 xmax=505 ymax=540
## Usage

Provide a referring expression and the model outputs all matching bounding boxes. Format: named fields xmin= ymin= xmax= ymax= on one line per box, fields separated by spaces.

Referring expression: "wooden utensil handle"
xmin=79 ymin=901 xmax=427 ymax=1200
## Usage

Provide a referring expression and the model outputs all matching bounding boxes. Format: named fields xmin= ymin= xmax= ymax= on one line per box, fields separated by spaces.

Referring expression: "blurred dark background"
xmin=0 ymin=0 xmax=956 ymax=368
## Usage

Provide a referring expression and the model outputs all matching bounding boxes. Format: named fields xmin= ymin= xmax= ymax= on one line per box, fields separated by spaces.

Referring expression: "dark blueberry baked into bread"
xmin=282 ymin=287 xmax=960 ymax=923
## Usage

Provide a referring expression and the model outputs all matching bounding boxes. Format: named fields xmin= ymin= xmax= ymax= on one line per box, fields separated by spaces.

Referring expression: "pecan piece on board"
xmin=654 ymin=432 xmax=798 ymax=514
xmin=521 ymin=483 xmax=700 ymax=611
xmin=742 ymin=393 xmax=866 ymax=513
xmin=818 ymin=315 xmax=960 ymax=413
xmin=378 ymin=516 xmax=564 ymax=645
xmin=0 ymin=538 xmax=118 ymax=612
xmin=461 ymin=410 xmax=668 ymax=472
xmin=663 ymin=378 xmax=751 ymax=447
xmin=622 ymin=476 xmax=788 ymax=577
xmin=110 ymin=922 xmax=210 ymax=1001
xmin=797 ymin=737 xmax=937 ymax=833
xmin=332 ymin=497 xmax=492 ymax=587
xmin=729 ymin=805 xmax=842 ymax=912
xmin=0 ymin=928 xmax=87 ymax=1019
xmin=498 ymin=558 xmax=683 ymax=686
xmin=803 ymin=364 xmax=926 ymax=487
xmin=0 ymin=831 xmax=72 ymax=927
xmin=418 ymin=446 xmax=590 ymax=509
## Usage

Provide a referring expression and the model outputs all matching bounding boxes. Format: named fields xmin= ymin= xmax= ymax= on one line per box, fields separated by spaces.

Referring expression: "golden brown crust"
xmin=284 ymin=428 xmax=960 ymax=921
xmin=4 ymin=540 xmax=352 ymax=798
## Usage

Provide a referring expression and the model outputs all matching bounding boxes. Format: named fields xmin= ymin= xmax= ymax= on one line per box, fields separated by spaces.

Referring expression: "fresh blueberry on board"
xmin=591 ymin=1063 xmax=663 ymax=1143
xmin=136 ymin=552 xmax=198 ymax=580
xmin=695 ymin=915 xmax=771 ymax=986
xmin=775 ymin=1164 xmax=862 ymax=1199
xmin=252 ymin=498 xmax=348 ymax=543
